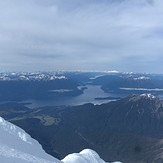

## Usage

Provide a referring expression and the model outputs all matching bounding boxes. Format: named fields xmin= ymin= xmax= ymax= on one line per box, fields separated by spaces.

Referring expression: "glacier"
xmin=0 ymin=116 xmax=122 ymax=163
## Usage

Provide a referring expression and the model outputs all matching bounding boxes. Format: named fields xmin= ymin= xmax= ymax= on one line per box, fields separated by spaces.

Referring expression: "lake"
xmin=20 ymin=85 xmax=121 ymax=108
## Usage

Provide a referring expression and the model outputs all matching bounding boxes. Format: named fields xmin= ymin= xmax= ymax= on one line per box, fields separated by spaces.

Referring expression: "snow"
xmin=0 ymin=145 xmax=57 ymax=163
xmin=140 ymin=93 xmax=156 ymax=99
xmin=0 ymin=116 xmax=122 ymax=163
xmin=133 ymin=76 xmax=149 ymax=80
xmin=120 ymin=88 xmax=163 ymax=91
xmin=62 ymin=149 xmax=122 ymax=163
xmin=0 ymin=117 xmax=61 ymax=163
xmin=0 ymin=117 xmax=32 ymax=144
xmin=107 ymin=70 xmax=120 ymax=73
xmin=62 ymin=149 xmax=106 ymax=163
xmin=18 ymin=132 xmax=30 ymax=143
xmin=0 ymin=72 xmax=67 ymax=81
xmin=128 ymin=94 xmax=157 ymax=102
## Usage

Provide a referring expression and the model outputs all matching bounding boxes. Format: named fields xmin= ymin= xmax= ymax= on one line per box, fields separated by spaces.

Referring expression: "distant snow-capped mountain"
xmin=0 ymin=72 xmax=67 ymax=81
xmin=0 ymin=116 xmax=121 ymax=163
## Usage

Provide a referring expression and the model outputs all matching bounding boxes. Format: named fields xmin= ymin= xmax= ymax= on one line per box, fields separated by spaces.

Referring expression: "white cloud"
xmin=0 ymin=0 xmax=163 ymax=72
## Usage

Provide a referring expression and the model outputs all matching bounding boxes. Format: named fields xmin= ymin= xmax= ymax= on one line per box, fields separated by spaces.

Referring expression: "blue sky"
xmin=0 ymin=0 xmax=163 ymax=73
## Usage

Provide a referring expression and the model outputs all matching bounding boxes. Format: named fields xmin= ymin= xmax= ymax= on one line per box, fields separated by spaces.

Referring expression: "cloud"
xmin=0 ymin=0 xmax=163 ymax=72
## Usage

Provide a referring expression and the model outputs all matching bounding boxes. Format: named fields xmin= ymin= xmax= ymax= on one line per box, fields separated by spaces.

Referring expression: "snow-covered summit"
xmin=0 ymin=116 xmax=122 ymax=163
xmin=140 ymin=93 xmax=156 ymax=99
xmin=128 ymin=93 xmax=158 ymax=102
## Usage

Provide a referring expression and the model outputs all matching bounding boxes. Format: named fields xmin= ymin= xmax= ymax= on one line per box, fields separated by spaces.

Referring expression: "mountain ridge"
xmin=0 ymin=94 xmax=163 ymax=163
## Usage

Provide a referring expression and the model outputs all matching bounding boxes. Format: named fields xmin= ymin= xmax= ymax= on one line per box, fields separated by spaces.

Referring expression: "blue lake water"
xmin=20 ymin=85 xmax=121 ymax=108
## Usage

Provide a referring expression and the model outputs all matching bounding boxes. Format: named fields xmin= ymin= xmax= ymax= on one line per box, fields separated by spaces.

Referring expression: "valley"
xmin=19 ymin=85 xmax=121 ymax=108
xmin=0 ymin=71 xmax=163 ymax=163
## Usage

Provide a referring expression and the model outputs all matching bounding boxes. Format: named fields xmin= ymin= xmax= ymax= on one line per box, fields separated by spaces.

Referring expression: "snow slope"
xmin=0 ymin=116 xmax=61 ymax=163
xmin=0 ymin=116 xmax=122 ymax=163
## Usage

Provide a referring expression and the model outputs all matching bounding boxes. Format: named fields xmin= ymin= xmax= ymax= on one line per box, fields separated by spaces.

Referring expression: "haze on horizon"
xmin=0 ymin=0 xmax=163 ymax=73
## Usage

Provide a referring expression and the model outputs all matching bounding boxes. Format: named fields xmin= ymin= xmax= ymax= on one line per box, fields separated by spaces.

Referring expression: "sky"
xmin=0 ymin=0 xmax=163 ymax=73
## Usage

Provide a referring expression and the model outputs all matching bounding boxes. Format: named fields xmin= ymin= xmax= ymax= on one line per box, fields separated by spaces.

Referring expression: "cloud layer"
xmin=0 ymin=0 xmax=163 ymax=72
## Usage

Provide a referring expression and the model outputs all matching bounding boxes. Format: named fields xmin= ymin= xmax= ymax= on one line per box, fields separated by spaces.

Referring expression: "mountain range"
xmin=0 ymin=93 xmax=163 ymax=163
xmin=1 ymin=71 xmax=163 ymax=102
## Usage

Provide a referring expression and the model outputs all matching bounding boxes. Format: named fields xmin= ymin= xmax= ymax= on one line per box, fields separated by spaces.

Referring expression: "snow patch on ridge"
xmin=133 ymin=76 xmax=150 ymax=80
xmin=140 ymin=93 xmax=156 ymax=99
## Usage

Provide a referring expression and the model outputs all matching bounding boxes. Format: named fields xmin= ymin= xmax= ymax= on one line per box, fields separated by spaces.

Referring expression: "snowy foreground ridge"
xmin=0 ymin=116 xmax=122 ymax=163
